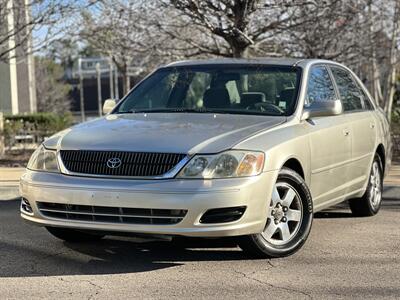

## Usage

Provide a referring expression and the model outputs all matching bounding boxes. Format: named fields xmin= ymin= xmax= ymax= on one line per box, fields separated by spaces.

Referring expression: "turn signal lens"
xmin=237 ymin=153 xmax=265 ymax=176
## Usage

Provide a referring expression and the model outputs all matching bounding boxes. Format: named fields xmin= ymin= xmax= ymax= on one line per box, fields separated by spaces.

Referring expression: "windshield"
xmin=115 ymin=65 xmax=301 ymax=116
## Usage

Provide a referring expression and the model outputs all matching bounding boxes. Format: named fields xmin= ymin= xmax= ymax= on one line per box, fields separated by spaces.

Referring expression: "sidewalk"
xmin=382 ymin=164 xmax=400 ymax=200
xmin=384 ymin=164 xmax=400 ymax=185
xmin=0 ymin=167 xmax=24 ymax=187
xmin=0 ymin=165 xmax=399 ymax=200
xmin=0 ymin=168 xmax=24 ymax=200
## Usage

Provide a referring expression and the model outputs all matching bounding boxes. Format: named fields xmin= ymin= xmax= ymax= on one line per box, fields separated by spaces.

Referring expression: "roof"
xmin=165 ymin=57 xmax=320 ymax=68
xmin=165 ymin=58 xmax=345 ymax=70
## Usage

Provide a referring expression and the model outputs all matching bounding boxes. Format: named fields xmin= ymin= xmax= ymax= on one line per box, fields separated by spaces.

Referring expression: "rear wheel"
xmin=46 ymin=227 xmax=105 ymax=242
xmin=237 ymin=167 xmax=313 ymax=258
xmin=349 ymin=154 xmax=383 ymax=217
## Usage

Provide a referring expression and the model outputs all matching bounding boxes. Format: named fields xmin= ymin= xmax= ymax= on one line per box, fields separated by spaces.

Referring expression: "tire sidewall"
xmin=251 ymin=168 xmax=313 ymax=257
xmin=365 ymin=154 xmax=384 ymax=214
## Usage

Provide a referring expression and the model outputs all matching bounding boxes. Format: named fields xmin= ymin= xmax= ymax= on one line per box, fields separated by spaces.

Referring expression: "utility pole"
xmin=96 ymin=62 xmax=102 ymax=116
xmin=114 ymin=67 xmax=119 ymax=100
xmin=127 ymin=74 xmax=131 ymax=92
xmin=78 ymin=58 xmax=86 ymax=122
xmin=109 ymin=58 xmax=114 ymax=99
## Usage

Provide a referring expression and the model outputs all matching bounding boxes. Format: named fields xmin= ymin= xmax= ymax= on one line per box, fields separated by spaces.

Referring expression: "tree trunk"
xmin=368 ymin=1 xmax=384 ymax=106
xmin=232 ymin=45 xmax=247 ymax=58
xmin=383 ymin=0 xmax=399 ymax=122
xmin=384 ymin=67 xmax=397 ymax=123
xmin=372 ymin=62 xmax=384 ymax=106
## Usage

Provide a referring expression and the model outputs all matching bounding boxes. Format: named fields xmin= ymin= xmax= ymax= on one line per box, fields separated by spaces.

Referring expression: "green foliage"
xmin=3 ymin=113 xmax=73 ymax=147
xmin=392 ymin=108 xmax=400 ymax=134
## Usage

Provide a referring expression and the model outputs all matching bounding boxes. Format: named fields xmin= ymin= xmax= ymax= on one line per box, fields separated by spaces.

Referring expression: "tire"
xmin=237 ymin=167 xmax=313 ymax=258
xmin=45 ymin=227 xmax=105 ymax=242
xmin=349 ymin=154 xmax=383 ymax=217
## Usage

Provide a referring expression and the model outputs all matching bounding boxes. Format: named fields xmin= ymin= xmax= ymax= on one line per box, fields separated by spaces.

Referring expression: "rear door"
xmin=329 ymin=66 xmax=376 ymax=193
xmin=305 ymin=65 xmax=352 ymax=208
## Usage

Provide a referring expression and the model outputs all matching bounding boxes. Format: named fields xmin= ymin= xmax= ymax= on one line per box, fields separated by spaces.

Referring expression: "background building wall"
xmin=0 ymin=0 xmax=36 ymax=115
xmin=0 ymin=62 xmax=12 ymax=112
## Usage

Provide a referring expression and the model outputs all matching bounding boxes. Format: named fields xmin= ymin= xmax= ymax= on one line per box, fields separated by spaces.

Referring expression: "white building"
xmin=0 ymin=0 xmax=36 ymax=115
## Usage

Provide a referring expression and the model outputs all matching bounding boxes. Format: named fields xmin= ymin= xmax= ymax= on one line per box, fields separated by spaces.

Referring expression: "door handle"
xmin=370 ymin=123 xmax=375 ymax=129
xmin=343 ymin=129 xmax=350 ymax=136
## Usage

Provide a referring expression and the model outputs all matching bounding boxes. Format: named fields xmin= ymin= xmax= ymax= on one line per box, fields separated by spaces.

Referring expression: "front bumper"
xmin=20 ymin=170 xmax=278 ymax=237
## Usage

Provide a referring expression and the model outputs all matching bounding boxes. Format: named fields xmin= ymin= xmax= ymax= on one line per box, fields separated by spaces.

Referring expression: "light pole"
xmin=114 ymin=67 xmax=119 ymax=100
xmin=109 ymin=58 xmax=114 ymax=100
xmin=78 ymin=58 xmax=85 ymax=122
xmin=96 ymin=62 xmax=102 ymax=117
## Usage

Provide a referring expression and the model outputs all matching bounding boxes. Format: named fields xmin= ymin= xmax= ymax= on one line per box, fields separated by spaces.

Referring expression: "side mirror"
xmin=301 ymin=99 xmax=343 ymax=121
xmin=102 ymin=99 xmax=116 ymax=115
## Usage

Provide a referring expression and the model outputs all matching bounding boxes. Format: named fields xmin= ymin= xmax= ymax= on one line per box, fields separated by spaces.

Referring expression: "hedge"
xmin=3 ymin=112 xmax=73 ymax=147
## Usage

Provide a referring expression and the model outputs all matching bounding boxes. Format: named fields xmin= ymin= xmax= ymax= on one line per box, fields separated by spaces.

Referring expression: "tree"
xmin=79 ymin=0 xmax=165 ymax=94
xmin=382 ymin=0 xmax=400 ymax=122
xmin=282 ymin=1 xmax=363 ymax=59
xmin=272 ymin=0 xmax=400 ymax=121
xmin=155 ymin=0 xmax=316 ymax=58
xmin=35 ymin=57 xmax=72 ymax=113
xmin=69 ymin=0 xmax=399 ymax=120
xmin=0 ymin=0 xmax=97 ymax=62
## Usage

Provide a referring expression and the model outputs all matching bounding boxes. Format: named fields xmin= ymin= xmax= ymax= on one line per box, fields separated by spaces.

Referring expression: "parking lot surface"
xmin=0 ymin=195 xmax=399 ymax=299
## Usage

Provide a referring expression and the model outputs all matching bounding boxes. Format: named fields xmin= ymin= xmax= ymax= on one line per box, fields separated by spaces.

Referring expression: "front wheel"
xmin=237 ymin=167 xmax=313 ymax=258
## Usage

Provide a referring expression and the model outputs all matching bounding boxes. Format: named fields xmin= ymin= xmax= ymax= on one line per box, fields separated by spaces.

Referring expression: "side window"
xmin=330 ymin=67 xmax=364 ymax=111
xmin=306 ymin=66 xmax=336 ymax=105
xmin=356 ymin=82 xmax=374 ymax=110
xmin=363 ymin=95 xmax=374 ymax=110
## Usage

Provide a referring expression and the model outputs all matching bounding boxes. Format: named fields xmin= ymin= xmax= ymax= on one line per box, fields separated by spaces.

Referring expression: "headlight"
xmin=177 ymin=150 xmax=264 ymax=179
xmin=27 ymin=145 xmax=59 ymax=173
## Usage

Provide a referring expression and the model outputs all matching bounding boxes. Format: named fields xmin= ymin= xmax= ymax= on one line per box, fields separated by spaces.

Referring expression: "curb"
xmin=0 ymin=180 xmax=19 ymax=186
xmin=0 ymin=186 xmax=19 ymax=201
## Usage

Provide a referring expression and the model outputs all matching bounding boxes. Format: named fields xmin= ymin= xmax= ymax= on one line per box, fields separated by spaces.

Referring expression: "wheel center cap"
xmin=272 ymin=206 xmax=285 ymax=221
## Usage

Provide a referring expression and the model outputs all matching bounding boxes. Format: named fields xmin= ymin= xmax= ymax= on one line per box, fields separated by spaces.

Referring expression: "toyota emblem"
xmin=106 ymin=157 xmax=122 ymax=169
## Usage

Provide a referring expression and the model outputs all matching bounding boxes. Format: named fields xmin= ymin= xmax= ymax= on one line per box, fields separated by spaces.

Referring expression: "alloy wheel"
xmin=261 ymin=182 xmax=303 ymax=246
xmin=369 ymin=161 xmax=382 ymax=210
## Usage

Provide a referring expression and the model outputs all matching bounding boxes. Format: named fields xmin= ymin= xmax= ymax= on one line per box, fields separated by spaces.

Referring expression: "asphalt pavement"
xmin=0 ymin=192 xmax=399 ymax=299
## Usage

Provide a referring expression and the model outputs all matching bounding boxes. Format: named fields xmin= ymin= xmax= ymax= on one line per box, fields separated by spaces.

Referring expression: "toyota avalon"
xmin=20 ymin=58 xmax=391 ymax=258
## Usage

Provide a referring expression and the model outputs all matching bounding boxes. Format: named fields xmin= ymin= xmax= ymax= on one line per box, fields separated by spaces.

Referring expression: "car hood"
xmin=51 ymin=113 xmax=286 ymax=154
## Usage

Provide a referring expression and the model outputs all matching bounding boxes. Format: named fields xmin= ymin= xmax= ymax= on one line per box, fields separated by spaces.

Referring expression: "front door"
xmin=304 ymin=65 xmax=352 ymax=209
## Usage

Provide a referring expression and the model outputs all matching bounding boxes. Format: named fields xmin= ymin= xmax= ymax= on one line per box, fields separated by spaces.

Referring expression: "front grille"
xmin=37 ymin=202 xmax=187 ymax=225
xmin=60 ymin=150 xmax=186 ymax=177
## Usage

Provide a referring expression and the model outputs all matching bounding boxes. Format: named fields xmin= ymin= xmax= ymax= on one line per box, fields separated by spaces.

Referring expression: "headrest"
xmin=203 ymin=88 xmax=231 ymax=109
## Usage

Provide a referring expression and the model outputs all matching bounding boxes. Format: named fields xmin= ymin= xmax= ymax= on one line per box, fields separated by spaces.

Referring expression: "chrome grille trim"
xmin=58 ymin=150 xmax=188 ymax=179
xmin=37 ymin=202 xmax=187 ymax=225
